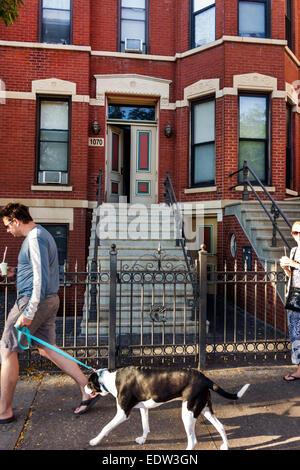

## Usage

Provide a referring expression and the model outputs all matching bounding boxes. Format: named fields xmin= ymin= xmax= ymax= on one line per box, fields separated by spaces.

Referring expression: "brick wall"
xmin=0 ymin=0 xmax=90 ymax=45
xmin=0 ymin=0 xmax=299 ymax=274
xmin=221 ymin=215 xmax=287 ymax=332
xmin=0 ymin=208 xmax=87 ymax=269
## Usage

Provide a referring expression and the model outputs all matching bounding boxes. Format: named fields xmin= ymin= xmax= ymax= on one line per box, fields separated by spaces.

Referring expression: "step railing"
xmin=229 ymin=161 xmax=292 ymax=249
xmin=89 ymin=169 xmax=103 ymax=321
xmin=163 ymin=172 xmax=195 ymax=274
xmin=163 ymin=172 xmax=199 ymax=307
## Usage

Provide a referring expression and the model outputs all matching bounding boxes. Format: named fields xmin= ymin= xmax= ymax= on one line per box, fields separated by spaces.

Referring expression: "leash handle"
xmin=17 ymin=326 xmax=31 ymax=350
xmin=16 ymin=326 xmax=92 ymax=371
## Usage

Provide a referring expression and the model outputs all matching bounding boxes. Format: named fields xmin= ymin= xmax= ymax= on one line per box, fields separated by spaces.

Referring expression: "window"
xmin=42 ymin=224 xmax=68 ymax=280
xmin=239 ymin=95 xmax=268 ymax=184
xmin=286 ymin=103 xmax=294 ymax=189
xmin=41 ymin=0 xmax=71 ymax=44
xmin=120 ymin=0 xmax=147 ymax=53
xmin=238 ymin=0 xmax=269 ymax=38
xmin=191 ymin=98 xmax=215 ymax=187
xmin=37 ymin=98 xmax=70 ymax=185
xmin=108 ymin=104 xmax=155 ymax=121
xmin=191 ymin=0 xmax=215 ymax=48
xmin=285 ymin=0 xmax=293 ymax=50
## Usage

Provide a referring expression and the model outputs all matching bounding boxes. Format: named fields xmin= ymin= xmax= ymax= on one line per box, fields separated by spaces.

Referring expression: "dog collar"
xmin=97 ymin=369 xmax=109 ymax=393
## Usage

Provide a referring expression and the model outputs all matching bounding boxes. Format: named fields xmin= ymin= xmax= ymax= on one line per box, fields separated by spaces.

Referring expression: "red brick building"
xmin=0 ymin=0 xmax=299 ymax=274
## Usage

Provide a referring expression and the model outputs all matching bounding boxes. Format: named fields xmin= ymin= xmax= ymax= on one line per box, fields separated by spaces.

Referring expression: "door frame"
xmin=106 ymin=121 xmax=158 ymax=204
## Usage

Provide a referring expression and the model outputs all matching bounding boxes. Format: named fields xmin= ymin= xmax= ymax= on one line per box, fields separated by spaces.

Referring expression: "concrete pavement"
xmin=1 ymin=364 xmax=300 ymax=452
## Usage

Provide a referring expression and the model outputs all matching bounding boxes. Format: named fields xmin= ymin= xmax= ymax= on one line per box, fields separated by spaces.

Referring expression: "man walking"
xmin=0 ymin=203 xmax=99 ymax=424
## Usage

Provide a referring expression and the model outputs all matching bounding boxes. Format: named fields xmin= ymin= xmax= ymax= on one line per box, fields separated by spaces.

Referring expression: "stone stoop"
xmin=224 ymin=200 xmax=299 ymax=303
xmin=82 ymin=203 xmax=195 ymax=335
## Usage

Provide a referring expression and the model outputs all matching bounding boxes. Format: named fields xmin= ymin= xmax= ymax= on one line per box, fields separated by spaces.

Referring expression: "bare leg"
xmin=38 ymin=345 xmax=91 ymax=414
xmin=0 ymin=348 xmax=19 ymax=420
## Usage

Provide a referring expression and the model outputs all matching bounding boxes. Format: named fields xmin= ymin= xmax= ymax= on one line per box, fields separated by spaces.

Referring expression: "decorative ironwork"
xmin=149 ymin=304 xmax=167 ymax=323
xmin=121 ymin=244 xmax=188 ymax=273
xmin=0 ymin=245 xmax=291 ymax=370
xmin=229 ymin=160 xmax=292 ymax=249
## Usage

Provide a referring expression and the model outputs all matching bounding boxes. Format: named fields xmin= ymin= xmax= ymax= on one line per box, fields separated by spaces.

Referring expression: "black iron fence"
xmin=0 ymin=246 xmax=291 ymax=371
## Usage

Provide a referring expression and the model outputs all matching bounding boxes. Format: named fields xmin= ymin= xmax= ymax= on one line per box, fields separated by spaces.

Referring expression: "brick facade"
xmin=0 ymin=0 xmax=299 ymax=277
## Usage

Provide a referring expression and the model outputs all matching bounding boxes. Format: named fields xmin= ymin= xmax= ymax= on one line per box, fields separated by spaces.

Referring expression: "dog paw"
xmin=136 ymin=436 xmax=146 ymax=445
xmin=220 ymin=443 xmax=229 ymax=450
xmin=89 ymin=438 xmax=100 ymax=447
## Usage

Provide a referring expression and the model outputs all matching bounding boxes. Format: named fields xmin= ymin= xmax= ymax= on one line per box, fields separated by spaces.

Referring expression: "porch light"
xmin=164 ymin=123 xmax=172 ymax=138
xmin=91 ymin=120 xmax=101 ymax=135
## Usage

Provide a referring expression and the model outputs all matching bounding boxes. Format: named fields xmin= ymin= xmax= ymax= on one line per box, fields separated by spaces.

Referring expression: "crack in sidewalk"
xmin=13 ymin=374 xmax=44 ymax=450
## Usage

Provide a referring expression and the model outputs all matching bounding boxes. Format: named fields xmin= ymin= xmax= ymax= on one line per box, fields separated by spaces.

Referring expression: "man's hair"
xmin=0 ymin=203 xmax=33 ymax=224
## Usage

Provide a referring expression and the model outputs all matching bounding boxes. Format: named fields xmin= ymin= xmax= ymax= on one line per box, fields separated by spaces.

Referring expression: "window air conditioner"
xmin=40 ymin=171 xmax=62 ymax=184
xmin=124 ymin=38 xmax=143 ymax=53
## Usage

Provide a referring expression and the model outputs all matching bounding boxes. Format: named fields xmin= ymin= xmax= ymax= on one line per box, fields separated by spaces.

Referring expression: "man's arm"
xmin=22 ymin=234 xmax=49 ymax=321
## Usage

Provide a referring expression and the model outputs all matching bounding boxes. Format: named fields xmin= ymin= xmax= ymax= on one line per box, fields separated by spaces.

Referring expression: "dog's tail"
xmin=208 ymin=380 xmax=250 ymax=400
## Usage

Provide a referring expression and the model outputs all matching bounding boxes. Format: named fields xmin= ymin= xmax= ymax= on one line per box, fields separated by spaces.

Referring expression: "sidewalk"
xmin=1 ymin=364 xmax=300 ymax=451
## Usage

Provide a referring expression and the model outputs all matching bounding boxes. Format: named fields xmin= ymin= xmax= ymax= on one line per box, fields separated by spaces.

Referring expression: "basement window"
xmin=42 ymin=224 xmax=68 ymax=281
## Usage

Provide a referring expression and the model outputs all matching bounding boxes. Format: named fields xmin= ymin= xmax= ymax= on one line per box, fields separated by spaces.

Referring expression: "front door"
xmin=106 ymin=126 xmax=124 ymax=203
xmin=107 ymin=124 xmax=157 ymax=204
xmin=130 ymin=125 xmax=157 ymax=204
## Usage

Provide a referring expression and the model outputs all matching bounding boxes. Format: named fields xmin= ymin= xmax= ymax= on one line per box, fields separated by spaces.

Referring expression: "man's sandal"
xmin=0 ymin=415 xmax=15 ymax=425
xmin=74 ymin=395 xmax=100 ymax=416
xmin=283 ymin=374 xmax=300 ymax=382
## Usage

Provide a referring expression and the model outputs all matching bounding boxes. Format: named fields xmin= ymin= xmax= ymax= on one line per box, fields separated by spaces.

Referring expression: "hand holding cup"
xmin=0 ymin=262 xmax=8 ymax=276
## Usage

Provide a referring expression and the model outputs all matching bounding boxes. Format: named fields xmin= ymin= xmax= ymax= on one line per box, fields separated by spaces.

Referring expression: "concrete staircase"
xmin=224 ymin=199 xmax=299 ymax=302
xmin=82 ymin=203 xmax=195 ymax=335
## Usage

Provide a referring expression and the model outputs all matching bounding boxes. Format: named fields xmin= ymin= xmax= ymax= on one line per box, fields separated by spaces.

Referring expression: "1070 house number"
xmin=88 ymin=137 xmax=104 ymax=147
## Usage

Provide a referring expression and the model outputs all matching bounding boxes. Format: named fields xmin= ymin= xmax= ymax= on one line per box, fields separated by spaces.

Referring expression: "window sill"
xmin=286 ymin=188 xmax=298 ymax=196
xmin=31 ymin=185 xmax=73 ymax=192
xmin=184 ymin=186 xmax=217 ymax=194
xmin=234 ymin=185 xmax=275 ymax=193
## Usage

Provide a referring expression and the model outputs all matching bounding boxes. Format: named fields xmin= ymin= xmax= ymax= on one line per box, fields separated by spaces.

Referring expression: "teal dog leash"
xmin=16 ymin=325 xmax=93 ymax=371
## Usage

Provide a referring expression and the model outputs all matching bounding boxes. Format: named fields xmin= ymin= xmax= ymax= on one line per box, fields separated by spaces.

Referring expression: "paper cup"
xmin=0 ymin=262 xmax=8 ymax=275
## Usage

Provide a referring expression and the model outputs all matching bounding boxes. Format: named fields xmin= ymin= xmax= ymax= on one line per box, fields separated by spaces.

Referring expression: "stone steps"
xmin=224 ymin=200 xmax=299 ymax=303
xmin=82 ymin=203 xmax=195 ymax=334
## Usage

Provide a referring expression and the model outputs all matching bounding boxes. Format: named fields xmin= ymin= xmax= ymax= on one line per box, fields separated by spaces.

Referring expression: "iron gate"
xmin=0 ymin=246 xmax=291 ymax=370
xmin=112 ymin=244 xmax=201 ymax=368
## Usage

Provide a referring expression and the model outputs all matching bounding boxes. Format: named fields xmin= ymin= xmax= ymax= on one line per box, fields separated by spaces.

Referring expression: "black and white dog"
xmin=85 ymin=366 xmax=250 ymax=450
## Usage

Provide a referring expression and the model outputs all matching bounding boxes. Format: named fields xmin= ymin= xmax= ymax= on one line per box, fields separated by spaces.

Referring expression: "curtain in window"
xmin=39 ymin=101 xmax=69 ymax=173
xmin=239 ymin=95 xmax=267 ymax=182
xmin=239 ymin=1 xmax=266 ymax=38
xmin=193 ymin=0 xmax=215 ymax=47
xmin=121 ymin=0 xmax=146 ymax=50
xmin=42 ymin=0 xmax=71 ymax=44
xmin=192 ymin=100 xmax=215 ymax=186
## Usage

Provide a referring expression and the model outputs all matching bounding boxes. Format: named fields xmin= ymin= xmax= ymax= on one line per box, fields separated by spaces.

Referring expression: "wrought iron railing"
xmin=89 ymin=169 xmax=103 ymax=321
xmin=229 ymin=161 xmax=292 ymax=249
xmin=0 ymin=248 xmax=290 ymax=370
xmin=163 ymin=172 xmax=195 ymax=273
